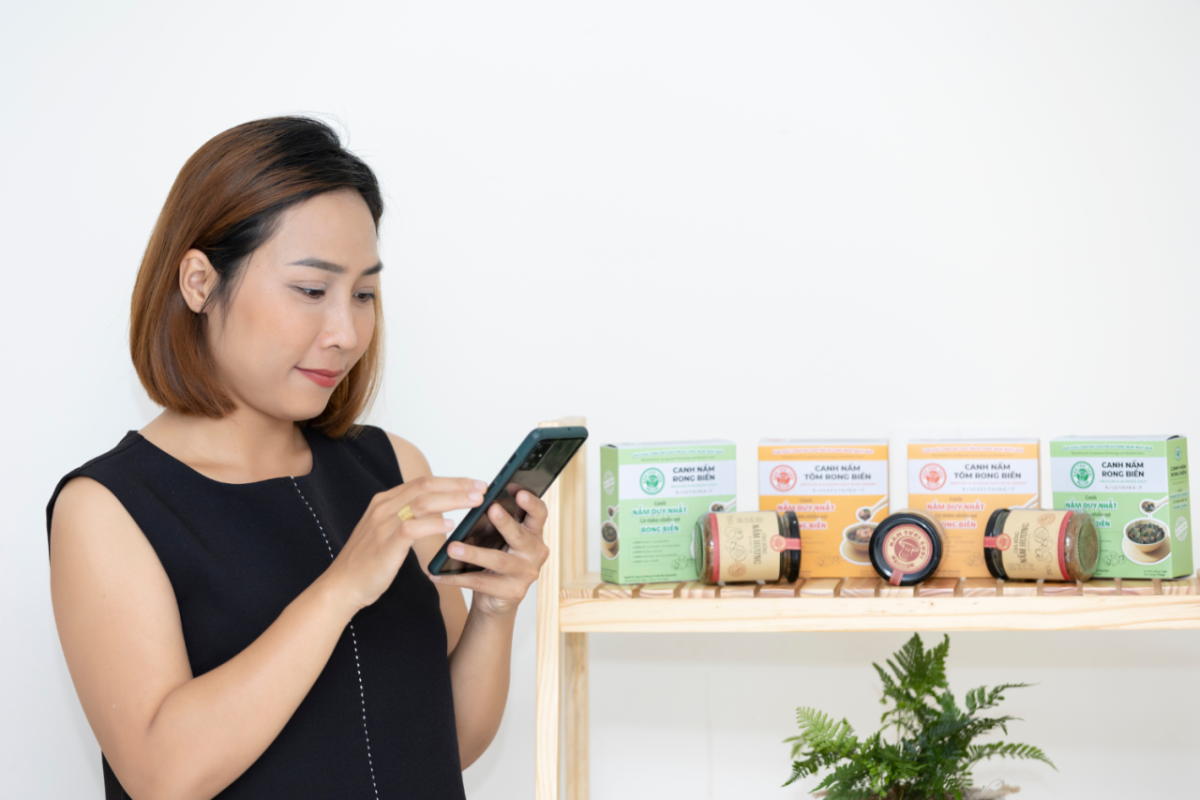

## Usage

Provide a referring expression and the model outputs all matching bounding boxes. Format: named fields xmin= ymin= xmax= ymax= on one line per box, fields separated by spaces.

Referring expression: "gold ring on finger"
xmin=397 ymin=504 xmax=415 ymax=522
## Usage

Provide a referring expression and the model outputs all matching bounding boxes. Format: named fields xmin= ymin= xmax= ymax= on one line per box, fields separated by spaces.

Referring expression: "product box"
xmin=1051 ymin=436 xmax=1192 ymax=579
xmin=907 ymin=439 xmax=1040 ymax=578
xmin=600 ymin=440 xmax=736 ymax=584
xmin=758 ymin=439 xmax=888 ymax=578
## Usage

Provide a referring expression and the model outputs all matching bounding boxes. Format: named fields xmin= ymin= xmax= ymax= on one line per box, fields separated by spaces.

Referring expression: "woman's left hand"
xmin=429 ymin=488 xmax=550 ymax=617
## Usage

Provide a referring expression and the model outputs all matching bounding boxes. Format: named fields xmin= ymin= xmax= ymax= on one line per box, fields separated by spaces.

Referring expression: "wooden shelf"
xmin=559 ymin=573 xmax=1200 ymax=632
xmin=532 ymin=416 xmax=1200 ymax=800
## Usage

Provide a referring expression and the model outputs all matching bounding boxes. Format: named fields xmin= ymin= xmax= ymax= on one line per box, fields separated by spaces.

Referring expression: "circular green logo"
xmin=1070 ymin=461 xmax=1094 ymax=488
xmin=640 ymin=467 xmax=665 ymax=495
xmin=1176 ymin=446 xmax=1183 ymax=461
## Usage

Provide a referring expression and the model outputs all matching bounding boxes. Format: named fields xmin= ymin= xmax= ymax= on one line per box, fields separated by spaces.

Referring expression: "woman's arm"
xmin=387 ymin=434 xmax=550 ymax=769
xmin=436 ymin=496 xmax=549 ymax=768
xmin=50 ymin=471 xmax=482 ymax=800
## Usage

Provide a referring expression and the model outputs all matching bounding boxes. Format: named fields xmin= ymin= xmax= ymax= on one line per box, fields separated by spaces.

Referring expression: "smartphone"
xmin=428 ymin=426 xmax=588 ymax=575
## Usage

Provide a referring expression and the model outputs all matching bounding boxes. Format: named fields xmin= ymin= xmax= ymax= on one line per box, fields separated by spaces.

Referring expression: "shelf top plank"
xmin=557 ymin=573 xmax=1200 ymax=632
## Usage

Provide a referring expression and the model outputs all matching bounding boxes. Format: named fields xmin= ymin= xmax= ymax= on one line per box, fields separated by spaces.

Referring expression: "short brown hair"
xmin=129 ymin=117 xmax=385 ymax=439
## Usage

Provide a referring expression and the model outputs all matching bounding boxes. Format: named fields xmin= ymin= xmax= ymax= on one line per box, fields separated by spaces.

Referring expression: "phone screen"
xmin=437 ymin=436 xmax=585 ymax=573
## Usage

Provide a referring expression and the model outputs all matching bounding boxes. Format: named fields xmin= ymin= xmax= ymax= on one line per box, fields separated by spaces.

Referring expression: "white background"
xmin=3 ymin=1 xmax=1199 ymax=797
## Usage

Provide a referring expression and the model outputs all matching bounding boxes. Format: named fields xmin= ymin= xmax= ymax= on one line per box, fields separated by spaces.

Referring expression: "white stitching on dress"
xmin=290 ymin=478 xmax=380 ymax=800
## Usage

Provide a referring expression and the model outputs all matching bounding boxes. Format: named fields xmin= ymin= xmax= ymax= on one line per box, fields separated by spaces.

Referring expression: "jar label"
xmin=996 ymin=510 xmax=1072 ymax=582
xmin=881 ymin=524 xmax=933 ymax=584
xmin=711 ymin=512 xmax=782 ymax=583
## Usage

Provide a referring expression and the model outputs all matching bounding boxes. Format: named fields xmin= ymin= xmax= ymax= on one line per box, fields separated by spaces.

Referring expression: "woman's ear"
xmin=179 ymin=249 xmax=219 ymax=314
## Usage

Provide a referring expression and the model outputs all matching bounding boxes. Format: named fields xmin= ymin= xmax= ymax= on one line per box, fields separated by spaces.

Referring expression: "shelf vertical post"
xmin=563 ymin=632 xmax=588 ymax=800
xmin=535 ymin=470 xmax=562 ymax=800
xmin=536 ymin=416 xmax=586 ymax=800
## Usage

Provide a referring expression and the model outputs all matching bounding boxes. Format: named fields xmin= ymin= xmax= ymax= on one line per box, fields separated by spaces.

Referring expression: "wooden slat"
xmin=879 ymin=582 xmax=915 ymax=598
xmin=1001 ymin=580 xmax=1038 ymax=597
xmin=799 ymin=578 xmax=843 ymax=597
xmin=563 ymin=632 xmax=588 ymax=800
xmin=917 ymin=578 xmax=960 ymax=598
xmin=1041 ymin=581 xmax=1080 ymax=597
xmin=561 ymin=581 xmax=605 ymax=601
xmin=840 ymin=578 xmax=879 ymax=598
xmin=1082 ymin=580 xmax=1120 ymax=596
xmin=596 ymin=583 xmax=639 ymax=599
xmin=758 ymin=579 xmax=804 ymax=597
xmin=718 ymin=583 xmax=758 ymax=598
xmin=677 ymin=582 xmax=718 ymax=599
xmin=636 ymin=582 xmax=681 ymax=599
xmin=962 ymin=578 xmax=1000 ymax=598
xmin=1161 ymin=577 xmax=1194 ymax=596
xmin=1121 ymin=580 xmax=1157 ymax=596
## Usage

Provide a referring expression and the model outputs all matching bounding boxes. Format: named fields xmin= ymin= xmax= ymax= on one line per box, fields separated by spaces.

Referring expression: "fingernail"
xmin=474 ymin=480 xmax=487 ymax=490
xmin=468 ymin=492 xmax=482 ymax=502
xmin=429 ymin=574 xmax=442 ymax=582
xmin=443 ymin=519 xmax=455 ymax=530
xmin=449 ymin=543 xmax=464 ymax=557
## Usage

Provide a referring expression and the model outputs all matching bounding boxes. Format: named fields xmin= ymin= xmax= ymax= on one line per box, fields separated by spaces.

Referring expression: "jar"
xmin=983 ymin=508 xmax=1098 ymax=582
xmin=869 ymin=509 xmax=946 ymax=586
xmin=693 ymin=511 xmax=801 ymax=584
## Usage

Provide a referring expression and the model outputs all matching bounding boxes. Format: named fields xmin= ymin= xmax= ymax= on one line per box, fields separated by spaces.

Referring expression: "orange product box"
xmin=758 ymin=439 xmax=889 ymax=578
xmin=907 ymin=439 xmax=1040 ymax=578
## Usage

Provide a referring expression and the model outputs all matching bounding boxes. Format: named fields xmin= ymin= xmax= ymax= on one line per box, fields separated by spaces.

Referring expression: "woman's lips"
xmin=296 ymin=368 xmax=342 ymax=388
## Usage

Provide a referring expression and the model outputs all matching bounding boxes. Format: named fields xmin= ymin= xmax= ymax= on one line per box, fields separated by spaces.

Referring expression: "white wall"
xmin=4 ymin=1 xmax=1199 ymax=797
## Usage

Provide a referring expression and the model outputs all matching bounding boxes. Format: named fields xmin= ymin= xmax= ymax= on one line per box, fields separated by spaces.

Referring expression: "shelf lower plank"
xmin=558 ymin=572 xmax=1200 ymax=632
xmin=559 ymin=595 xmax=1200 ymax=632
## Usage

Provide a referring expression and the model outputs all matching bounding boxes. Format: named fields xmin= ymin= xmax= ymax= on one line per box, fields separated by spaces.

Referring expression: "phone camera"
xmin=521 ymin=440 xmax=554 ymax=470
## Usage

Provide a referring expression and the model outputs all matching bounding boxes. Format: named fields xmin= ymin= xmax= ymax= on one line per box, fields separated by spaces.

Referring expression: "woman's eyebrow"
xmin=288 ymin=257 xmax=383 ymax=275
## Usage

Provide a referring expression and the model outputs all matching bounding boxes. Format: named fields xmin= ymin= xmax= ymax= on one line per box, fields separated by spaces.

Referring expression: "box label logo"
xmin=640 ymin=467 xmax=665 ymax=495
xmin=1071 ymin=461 xmax=1095 ymax=488
xmin=770 ymin=465 xmax=797 ymax=492
xmin=919 ymin=463 xmax=947 ymax=491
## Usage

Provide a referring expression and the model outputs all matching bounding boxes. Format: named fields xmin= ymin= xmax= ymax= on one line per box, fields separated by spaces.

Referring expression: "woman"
xmin=45 ymin=117 xmax=548 ymax=800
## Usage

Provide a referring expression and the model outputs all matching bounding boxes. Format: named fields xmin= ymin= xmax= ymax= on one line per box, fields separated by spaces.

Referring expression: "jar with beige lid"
xmin=693 ymin=511 xmax=801 ymax=584
xmin=984 ymin=508 xmax=1098 ymax=582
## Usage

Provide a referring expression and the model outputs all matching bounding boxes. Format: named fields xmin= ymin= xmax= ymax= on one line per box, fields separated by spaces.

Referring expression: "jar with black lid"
xmin=869 ymin=508 xmax=946 ymax=586
xmin=693 ymin=511 xmax=801 ymax=584
xmin=984 ymin=508 xmax=1098 ymax=582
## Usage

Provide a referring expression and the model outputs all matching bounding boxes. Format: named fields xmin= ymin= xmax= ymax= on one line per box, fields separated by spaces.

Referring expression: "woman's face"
xmin=202 ymin=189 xmax=381 ymax=422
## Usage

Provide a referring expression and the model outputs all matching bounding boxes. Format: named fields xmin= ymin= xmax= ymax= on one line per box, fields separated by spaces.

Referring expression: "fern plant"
xmin=784 ymin=634 xmax=1053 ymax=800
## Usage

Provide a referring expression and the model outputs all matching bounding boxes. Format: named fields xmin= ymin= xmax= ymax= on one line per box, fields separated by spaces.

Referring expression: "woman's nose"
xmin=321 ymin=297 xmax=359 ymax=350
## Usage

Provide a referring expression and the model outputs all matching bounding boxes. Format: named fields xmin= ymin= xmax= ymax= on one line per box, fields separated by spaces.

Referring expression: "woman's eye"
xmin=355 ymin=292 xmax=377 ymax=303
xmin=296 ymin=287 xmax=325 ymax=299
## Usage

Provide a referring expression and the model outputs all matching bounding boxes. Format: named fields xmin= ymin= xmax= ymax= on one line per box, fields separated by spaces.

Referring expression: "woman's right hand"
xmin=322 ymin=476 xmax=486 ymax=611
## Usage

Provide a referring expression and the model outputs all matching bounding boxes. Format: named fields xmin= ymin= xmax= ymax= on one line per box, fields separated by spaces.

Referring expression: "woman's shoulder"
xmin=45 ymin=431 xmax=146 ymax=549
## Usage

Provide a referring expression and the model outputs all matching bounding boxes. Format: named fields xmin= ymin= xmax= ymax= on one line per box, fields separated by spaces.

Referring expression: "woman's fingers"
xmin=442 ymin=541 xmax=523 ymax=576
xmin=514 ymin=490 xmax=549 ymax=534
xmin=385 ymin=489 xmax=482 ymax=520
xmin=430 ymin=570 xmax=525 ymax=602
xmin=484 ymin=503 xmax=550 ymax=568
xmin=485 ymin=503 xmax=534 ymax=551
xmin=395 ymin=517 xmax=457 ymax=541
xmin=381 ymin=476 xmax=485 ymax=504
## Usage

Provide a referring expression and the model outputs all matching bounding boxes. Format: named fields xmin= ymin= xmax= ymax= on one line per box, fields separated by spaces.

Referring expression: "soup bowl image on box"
xmin=600 ymin=440 xmax=736 ymax=584
xmin=907 ymin=439 xmax=1040 ymax=578
xmin=1051 ymin=435 xmax=1191 ymax=579
xmin=758 ymin=439 xmax=888 ymax=578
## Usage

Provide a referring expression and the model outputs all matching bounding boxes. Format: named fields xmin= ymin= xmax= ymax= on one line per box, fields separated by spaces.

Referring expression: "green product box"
xmin=1051 ymin=436 xmax=1192 ymax=579
xmin=599 ymin=440 xmax=736 ymax=584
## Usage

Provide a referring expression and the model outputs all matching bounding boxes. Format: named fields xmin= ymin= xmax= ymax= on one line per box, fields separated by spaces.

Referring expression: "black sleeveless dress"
xmin=45 ymin=424 xmax=466 ymax=800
